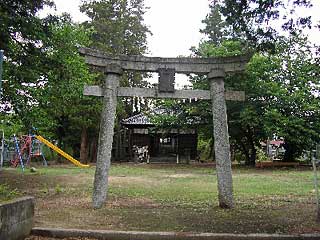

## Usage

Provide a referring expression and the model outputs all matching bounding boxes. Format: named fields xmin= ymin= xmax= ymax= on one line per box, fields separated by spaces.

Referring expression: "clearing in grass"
xmin=0 ymin=164 xmax=319 ymax=234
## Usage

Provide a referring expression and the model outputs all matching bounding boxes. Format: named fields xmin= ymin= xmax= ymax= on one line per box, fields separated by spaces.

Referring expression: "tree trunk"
xmin=246 ymin=129 xmax=257 ymax=166
xmin=240 ymin=141 xmax=250 ymax=164
xmin=209 ymin=138 xmax=214 ymax=160
xmin=283 ymin=142 xmax=295 ymax=162
xmin=116 ymin=121 xmax=121 ymax=162
xmin=80 ymin=127 xmax=89 ymax=164
xmin=56 ymin=137 xmax=63 ymax=163
xmin=89 ymin=136 xmax=98 ymax=163
xmin=248 ymin=146 xmax=256 ymax=166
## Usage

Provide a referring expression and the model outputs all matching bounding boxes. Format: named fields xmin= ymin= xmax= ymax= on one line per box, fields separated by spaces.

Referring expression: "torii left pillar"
xmin=93 ymin=65 xmax=122 ymax=209
xmin=209 ymin=68 xmax=233 ymax=208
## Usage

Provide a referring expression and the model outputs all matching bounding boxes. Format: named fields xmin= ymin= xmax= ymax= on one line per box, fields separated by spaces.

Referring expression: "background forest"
xmin=0 ymin=0 xmax=319 ymax=165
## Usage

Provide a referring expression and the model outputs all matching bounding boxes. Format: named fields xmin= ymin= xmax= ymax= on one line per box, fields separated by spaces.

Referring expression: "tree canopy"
xmin=0 ymin=0 xmax=319 ymax=165
xmin=186 ymin=0 xmax=320 ymax=164
xmin=0 ymin=0 xmax=152 ymax=162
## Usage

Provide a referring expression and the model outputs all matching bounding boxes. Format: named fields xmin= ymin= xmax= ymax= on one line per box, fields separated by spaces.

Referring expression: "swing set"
xmin=0 ymin=132 xmax=89 ymax=171
xmin=10 ymin=134 xmax=47 ymax=171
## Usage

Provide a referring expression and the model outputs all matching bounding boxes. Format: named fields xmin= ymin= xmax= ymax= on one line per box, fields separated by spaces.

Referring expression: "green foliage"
xmin=200 ymin=3 xmax=227 ymax=45
xmin=197 ymin=138 xmax=212 ymax=161
xmin=192 ymin=34 xmax=320 ymax=164
xmin=80 ymin=0 xmax=150 ymax=55
xmin=0 ymin=0 xmax=55 ymax=52
xmin=220 ymin=0 xmax=314 ymax=51
xmin=0 ymin=184 xmax=20 ymax=202
xmin=81 ymin=0 xmax=151 ymax=90
xmin=35 ymin=18 xmax=99 ymax=145
xmin=79 ymin=0 xmax=152 ymax=161
xmin=0 ymin=114 xmax=24 ymax=137
xmin=0 ymin=1 xmax=60 ymax=122
xmin=1 ymin=0 xmax=152 ymax=162
xmin=54 ymin=184 xmax=63 ymax=194
xmin=197 ymin=40 xmax=245 ymax=57
xmin=255 ymin=147 xmax=270 ymax=163
xmin=0 ymin=0 xmax=101 ymax=156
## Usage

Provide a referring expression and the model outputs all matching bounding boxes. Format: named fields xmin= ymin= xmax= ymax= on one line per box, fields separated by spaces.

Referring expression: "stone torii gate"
xmin=79 ymin=47 xmax=252 ymax=209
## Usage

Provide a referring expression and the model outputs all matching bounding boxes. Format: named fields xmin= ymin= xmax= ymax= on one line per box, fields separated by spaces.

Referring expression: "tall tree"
xmin=80 ymin=0 xmax=152 ymax=161
xmin=262 ymin=36 xmax=320 ymax=161
xmin=194 ymin=0 xmax=320 ymax=165
xmin=220 ymin=0 xmax=314 ymax=51
xmin=0 ymin=0 xmax=55 ymax=118
xmin=192 ymin=37 xmax=320 ymax=164
xmin=81 ymin=0 xmax=150 ymax=56
xmin=0 ymin=1 xmax=99 ymax=163
xmin=33 ymin=16 xmax=99 ymax=161
xmin=200 ymin=2 xmax=226 ymax=45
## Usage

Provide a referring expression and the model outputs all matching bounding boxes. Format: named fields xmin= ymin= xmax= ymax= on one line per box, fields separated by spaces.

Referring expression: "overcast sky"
xmin=44 ymin=0 xmax=210 ymax=58
xmin=42 ymin=0 xmax=320 ymax=86
xmin=46 ymin=0 xmax=320 ymax=57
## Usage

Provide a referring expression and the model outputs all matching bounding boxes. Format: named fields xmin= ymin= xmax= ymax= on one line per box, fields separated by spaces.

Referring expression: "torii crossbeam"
xmin=79 ymin=47 xmax=252 ymax=209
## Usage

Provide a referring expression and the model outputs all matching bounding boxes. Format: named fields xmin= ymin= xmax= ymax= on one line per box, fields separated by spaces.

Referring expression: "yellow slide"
xmin=35 ymin=135 xmax=90 ymax=168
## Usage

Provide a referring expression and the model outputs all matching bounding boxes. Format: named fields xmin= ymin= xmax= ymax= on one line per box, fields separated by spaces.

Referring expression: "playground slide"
xmin=35 ymin=135 xmax=89 ymax=168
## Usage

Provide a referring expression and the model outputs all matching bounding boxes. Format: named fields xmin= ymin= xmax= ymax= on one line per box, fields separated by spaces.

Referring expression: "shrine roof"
xmin=121 ymin=113 xmax=151 ymax=126
xmin=121 ymin=107 xmax=203 ymax=127
xmin=121 ymin=108 xmax=166 ymax=126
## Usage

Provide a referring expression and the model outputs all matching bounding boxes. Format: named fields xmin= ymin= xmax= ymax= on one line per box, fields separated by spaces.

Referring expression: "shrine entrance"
xmin=120 ymin=108 xmax=198 ymax=162
xmin=80 ymin=47 xmax=252 ymax=209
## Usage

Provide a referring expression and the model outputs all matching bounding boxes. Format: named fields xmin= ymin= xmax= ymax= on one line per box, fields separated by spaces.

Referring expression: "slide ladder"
xmin=35 ymin=135 xmax=89 ymax=168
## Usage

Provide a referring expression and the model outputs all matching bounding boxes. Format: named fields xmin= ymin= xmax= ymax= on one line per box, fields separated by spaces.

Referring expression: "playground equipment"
xmin=35 ymin=135 xmax=89 ymax=168
xmin=11 ymin=134 xmax=47 ymax=169
xmin=12 ymin=134 xmax=25 ymax=171
xmin=2 ymin=132 xmax=89 ymax=170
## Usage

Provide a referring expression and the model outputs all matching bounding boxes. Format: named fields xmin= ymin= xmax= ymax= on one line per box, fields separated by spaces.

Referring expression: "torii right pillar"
xmin=209 ymin=68 xmax=233 ymax=208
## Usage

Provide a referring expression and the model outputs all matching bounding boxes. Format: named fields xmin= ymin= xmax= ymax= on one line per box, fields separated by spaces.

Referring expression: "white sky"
xmin=46 ymin=0 xmax=320 ymax=56
xmin=42 ymin=0 xmax=211 ymax=87
xmin=42 ymin=0 xmax=320 ymax=86
xmin=44 ymin=0 xmax=210 ymax=57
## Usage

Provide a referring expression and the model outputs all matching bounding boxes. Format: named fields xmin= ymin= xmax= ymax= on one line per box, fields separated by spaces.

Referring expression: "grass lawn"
xmin=1 ymin=163 xmax=320 ymax=234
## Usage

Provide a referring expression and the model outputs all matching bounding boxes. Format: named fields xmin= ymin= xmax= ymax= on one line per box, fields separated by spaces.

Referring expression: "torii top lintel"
xmin=79 ymin=47 xmax=252 ymax=75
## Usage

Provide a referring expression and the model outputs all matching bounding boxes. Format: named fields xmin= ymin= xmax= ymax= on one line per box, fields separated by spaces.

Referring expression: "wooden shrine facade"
xmin=119 ymin=110 xmax=198 ymax=162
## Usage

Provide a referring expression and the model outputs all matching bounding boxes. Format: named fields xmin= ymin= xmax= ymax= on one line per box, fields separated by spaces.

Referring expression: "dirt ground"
xmin=1 ymin=164 xmax=320 ymax=235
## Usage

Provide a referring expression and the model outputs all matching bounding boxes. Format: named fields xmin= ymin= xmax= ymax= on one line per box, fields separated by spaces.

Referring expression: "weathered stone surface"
xmin=81 ymin=48 xmax=252 ymax=210
xmin=79 ymin=47 xmax=252 ymax=74
xmin=209 ymin=69 xmax=234 ymax=208
xmin=32 ymin=227 xmax=320 ymax=240
xmin=158 ymin=68 xmax=175 ymax=93
xmin=84 ymin=86 xmax=245 ymax=101
xmin=0 ymin=196 xmax=34 ymax=240
xmin=208 ymin=68 xmax=226 ymax=79
xmin=104 ymin=64 xmax=123 ymax=74
xmin=92 ymin=70 xmax=121 ymax=209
